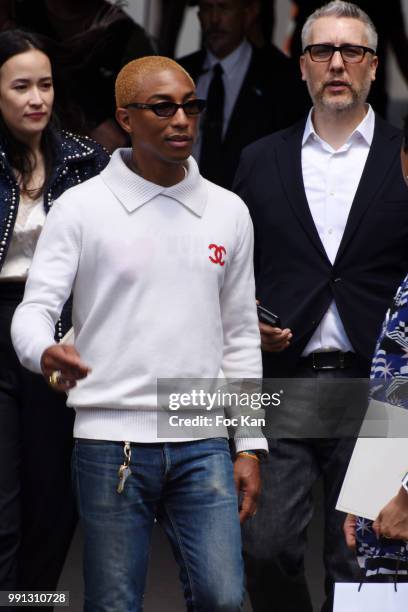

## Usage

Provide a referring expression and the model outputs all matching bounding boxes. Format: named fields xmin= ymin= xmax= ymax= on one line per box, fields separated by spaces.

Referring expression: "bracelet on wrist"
xmin=237 ymin=451 xmax=261 ymax=463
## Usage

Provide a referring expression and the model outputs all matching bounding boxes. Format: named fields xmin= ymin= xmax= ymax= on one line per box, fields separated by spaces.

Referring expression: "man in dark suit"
xmin=178 ymin=0 xmax=308 ymax=188
xmin=234 ymin=1 xmax=408 ymax=611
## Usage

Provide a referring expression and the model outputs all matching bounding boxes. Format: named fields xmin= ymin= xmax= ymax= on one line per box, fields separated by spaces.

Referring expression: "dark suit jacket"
xmin=179 ymin=44 xmax=309 ymax=189
xmin=234 ymin=114 xmax=408 ymax=376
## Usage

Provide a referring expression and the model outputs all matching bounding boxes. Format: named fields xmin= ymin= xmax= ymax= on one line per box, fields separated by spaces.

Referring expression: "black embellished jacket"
xmin=0 ymin=130 xmax=109 ymax=338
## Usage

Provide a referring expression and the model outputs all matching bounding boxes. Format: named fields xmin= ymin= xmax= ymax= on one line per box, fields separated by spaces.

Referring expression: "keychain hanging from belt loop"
xmin=117 ymin=441 xmax=132 ymax=494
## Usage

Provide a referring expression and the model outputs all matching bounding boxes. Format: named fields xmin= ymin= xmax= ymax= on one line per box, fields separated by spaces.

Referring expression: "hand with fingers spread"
xmin=234 ymin=453 xmax=261 ymax=523
xmin=41 ymin=344 xmax=91 ymax=392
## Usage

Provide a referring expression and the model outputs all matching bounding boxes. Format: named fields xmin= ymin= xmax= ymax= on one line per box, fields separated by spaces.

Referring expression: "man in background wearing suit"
xmin=179 ymin=0 xmax=308 ymax=188
xmin=234 ymin=1 xmax=408 ymax=611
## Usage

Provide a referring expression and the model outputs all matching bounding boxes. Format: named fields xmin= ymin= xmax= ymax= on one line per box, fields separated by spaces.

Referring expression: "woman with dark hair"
xmin=0 ymin=29 xmax=109 ymax=599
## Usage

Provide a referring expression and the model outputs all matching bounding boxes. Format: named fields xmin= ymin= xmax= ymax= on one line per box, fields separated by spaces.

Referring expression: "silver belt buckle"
xmin=311 ymin=352 xmax=344 ymax=371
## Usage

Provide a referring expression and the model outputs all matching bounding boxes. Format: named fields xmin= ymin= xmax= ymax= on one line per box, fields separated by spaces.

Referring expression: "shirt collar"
xmin=204 ymin=38 xmax=251 ymax=76
xmin=100 ymin=149 xmax=208 ymax=217
xmin=302 ymin=104 xmax=375 ymax=148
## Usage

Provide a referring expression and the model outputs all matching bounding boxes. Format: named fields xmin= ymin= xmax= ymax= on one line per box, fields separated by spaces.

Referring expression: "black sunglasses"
xmin=303 ymin=44 xmax=376 ymax=63
xmin=125 ymin=99 xmax=206 ymax=117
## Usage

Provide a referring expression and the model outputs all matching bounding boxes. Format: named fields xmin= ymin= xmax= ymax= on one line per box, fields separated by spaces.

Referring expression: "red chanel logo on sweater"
xmin=209 ymin=244 xmax=226 ymax=266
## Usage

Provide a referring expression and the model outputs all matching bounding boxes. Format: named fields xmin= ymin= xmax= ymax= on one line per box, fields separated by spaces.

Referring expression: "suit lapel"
xmin=334 ymin=116 xmax=400 ymax=263
xmin=277 ymin=121 xmax=331 ymax=264
xmin=223 ymin=53 xmax=259 ymax=146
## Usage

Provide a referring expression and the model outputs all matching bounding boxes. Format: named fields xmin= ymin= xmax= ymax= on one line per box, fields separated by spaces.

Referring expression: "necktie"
xmin=200 ymin=63 xmax=225 ymax=183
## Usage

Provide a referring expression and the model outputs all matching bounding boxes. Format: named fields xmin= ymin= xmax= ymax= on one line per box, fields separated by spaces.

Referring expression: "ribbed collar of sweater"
xmin=100 ymin=148 xmax=208 ymax=217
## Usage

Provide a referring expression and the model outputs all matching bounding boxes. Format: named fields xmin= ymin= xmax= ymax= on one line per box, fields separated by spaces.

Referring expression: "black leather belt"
xmin=300 ymin=351 xmax=356 ymax=371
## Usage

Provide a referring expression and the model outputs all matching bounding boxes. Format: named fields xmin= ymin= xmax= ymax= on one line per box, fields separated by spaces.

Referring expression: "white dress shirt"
xmin=0 ymin=195 xmax=45 ymax=281
xmin=193 ymin=39 xmax=252 ymax=161
xmin=301 ymin=104 xmax=375 ymax=355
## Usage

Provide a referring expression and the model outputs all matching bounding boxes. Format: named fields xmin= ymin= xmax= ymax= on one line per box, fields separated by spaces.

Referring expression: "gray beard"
xmin=310 ymin=79 xmax=372 ymax=114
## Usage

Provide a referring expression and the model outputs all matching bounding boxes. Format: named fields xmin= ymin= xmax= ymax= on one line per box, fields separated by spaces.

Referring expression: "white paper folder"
xmin=336 ymin=400 xmax=408 ymax=520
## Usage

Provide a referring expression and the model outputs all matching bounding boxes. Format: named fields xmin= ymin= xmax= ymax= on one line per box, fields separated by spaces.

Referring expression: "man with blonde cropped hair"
xmin=11 ymin=56 xmax=267 ymax=611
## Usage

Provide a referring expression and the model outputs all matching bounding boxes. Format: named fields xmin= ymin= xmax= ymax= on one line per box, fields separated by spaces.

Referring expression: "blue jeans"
xmin=72 ymin=437 xmax=244 ymax=612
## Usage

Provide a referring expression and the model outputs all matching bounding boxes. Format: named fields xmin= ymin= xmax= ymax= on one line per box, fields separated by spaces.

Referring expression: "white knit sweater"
xmin=11 ymin=150 xmax=265 ymax=450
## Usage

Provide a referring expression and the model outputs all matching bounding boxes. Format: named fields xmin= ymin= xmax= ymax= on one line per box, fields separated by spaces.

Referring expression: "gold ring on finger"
xmin=49 ymin=370 xmax=62 ymax=386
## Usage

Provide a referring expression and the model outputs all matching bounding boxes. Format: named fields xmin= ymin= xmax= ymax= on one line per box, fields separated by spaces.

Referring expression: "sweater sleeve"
xmin=220 ymin=207 xmax=261 ymax=379
xmin=219 ymin=204 xmax=267 ymax=453
xmin=11 ymin=198 xmax=81 ymax=373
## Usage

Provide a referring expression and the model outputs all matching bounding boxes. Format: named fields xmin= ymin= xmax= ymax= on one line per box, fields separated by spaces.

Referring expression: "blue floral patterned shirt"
xmin=356 ymin=274 xmax=408 ymax=574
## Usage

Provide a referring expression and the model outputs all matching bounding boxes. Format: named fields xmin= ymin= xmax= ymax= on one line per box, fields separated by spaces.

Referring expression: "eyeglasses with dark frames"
xmin=303 ymin=44 xmax=376 ymax=63
xmin=125 ymin=99 xmax=206 ymax=117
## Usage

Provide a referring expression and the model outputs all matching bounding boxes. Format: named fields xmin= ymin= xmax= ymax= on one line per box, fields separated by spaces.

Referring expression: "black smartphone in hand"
xmin=257 ymin=304 xmax=281 ymax=328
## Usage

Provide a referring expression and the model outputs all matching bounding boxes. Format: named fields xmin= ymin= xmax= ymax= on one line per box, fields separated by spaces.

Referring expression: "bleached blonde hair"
xmin=115 ymin=56 xmax=195 ymax=107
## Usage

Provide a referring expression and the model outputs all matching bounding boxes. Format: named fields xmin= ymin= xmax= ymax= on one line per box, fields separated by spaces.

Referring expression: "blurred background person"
xmin=0 ymin=29 xmax=108 ymax=605
xmin=158 ymin=0 xmax=277 ymax=56
xmin=12 ymin=0 xmax=155 ymax=152
xmin=178 ymin=0 xmax=308 ymax=188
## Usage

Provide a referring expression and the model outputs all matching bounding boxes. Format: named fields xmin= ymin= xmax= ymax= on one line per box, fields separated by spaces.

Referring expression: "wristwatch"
xmin=402 ymin=472 xmax=408 ymax=494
